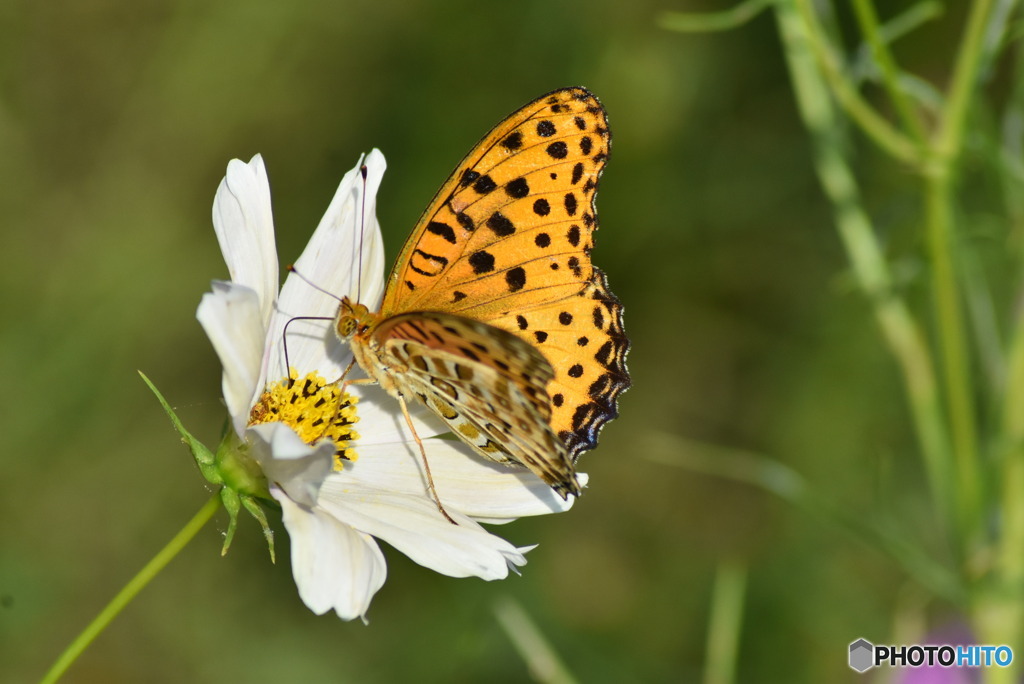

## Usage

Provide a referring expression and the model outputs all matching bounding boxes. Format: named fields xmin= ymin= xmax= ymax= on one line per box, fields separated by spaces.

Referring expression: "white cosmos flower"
xmin=196 ymin=151 xmax=583 ymax=621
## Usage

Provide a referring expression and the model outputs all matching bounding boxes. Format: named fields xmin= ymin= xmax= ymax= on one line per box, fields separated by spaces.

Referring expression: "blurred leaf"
xmin=658 ymin=0 xmax=772 ymax=33
xmin=641 ymin=431 xmax=964 ymax=604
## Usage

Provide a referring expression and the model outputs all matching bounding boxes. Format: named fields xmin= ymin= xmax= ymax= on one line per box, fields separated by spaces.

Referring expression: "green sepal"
xmin=213 ymin=428 xmax=271 ymax=500
xmin=139 ymin=371 xmax=217 ymax=479
xmin=241 ymin=495 xmax=276 ymax=563
xmin=219 ymin=486 xmax=241 ymax=554
xmin=139 ymin=371 xmax=276 ymax=561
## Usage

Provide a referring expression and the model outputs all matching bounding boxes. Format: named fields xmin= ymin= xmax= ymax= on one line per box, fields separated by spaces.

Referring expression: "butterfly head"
xmin=335 ymin=297 xmax=373 ymax=342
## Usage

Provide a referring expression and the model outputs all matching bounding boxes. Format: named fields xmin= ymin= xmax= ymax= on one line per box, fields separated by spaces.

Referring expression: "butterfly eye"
xmin=337 ymin=316 xmax=356 ymax=339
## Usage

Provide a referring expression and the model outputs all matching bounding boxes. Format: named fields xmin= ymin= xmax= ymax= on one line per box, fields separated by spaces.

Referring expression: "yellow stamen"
xmin=248 ymin=368 xmax=360 ymax=470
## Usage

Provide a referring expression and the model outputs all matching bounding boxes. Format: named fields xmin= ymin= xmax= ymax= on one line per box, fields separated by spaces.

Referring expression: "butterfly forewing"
xmin=382 ymin=86 xmax=609 ymax=318
xmin=488 ymin=269 xmax=629 ymax=460
xmin=348 ymin=87 xmax=628 ymax=496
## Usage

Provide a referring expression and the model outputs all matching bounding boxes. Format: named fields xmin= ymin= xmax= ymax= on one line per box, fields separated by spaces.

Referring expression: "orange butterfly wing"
xmin=378 ymin=86 xmax=629 ymax=464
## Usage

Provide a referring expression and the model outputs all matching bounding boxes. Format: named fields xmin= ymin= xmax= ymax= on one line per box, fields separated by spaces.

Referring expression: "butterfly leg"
xmin=337 ymin=359 xmax=377 ymax=400
xmin=332 ymin=358 xmax=359 ymax=388
xmin=397 ymin=393 xmax=457 ymax=525
xmin=311 ymin=360 xmax=371 ymax=450
xmin=338 ymin=373 xmax=457 ymax=525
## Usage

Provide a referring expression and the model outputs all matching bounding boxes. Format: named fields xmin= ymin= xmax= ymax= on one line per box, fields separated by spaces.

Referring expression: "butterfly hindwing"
xmin=373 ymin=312 xmax=580 ymax=495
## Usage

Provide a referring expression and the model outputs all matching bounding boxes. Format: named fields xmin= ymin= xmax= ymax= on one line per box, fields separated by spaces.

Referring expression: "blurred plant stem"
xmin=39 ymin=495 xmax=221 ymax=684
xmin=775 ymin=0 xmax=957 ymax=538
xmin=643 ymin=432 xmax=963 ymax=603
xmin=664 ymin=0 xmax=1022 ymax=677
xmin=494 ymin=597 xmax=578 ymax=684
xmin=849 ymin=0 xmax=929 ymax=145
xmin=704 ymin=561 xmax=747 ymax=684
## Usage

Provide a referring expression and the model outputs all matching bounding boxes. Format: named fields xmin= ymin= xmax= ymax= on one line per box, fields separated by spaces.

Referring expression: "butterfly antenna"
xmin=282 ymin=266 xmax=345 ymax=385
xmin=288 ymin=265 xmax=344 ymax=303
xmin=281 ymin=314 xmax=335 ymax=385
xmin=356 ymin=163 xmax=369 ymax=303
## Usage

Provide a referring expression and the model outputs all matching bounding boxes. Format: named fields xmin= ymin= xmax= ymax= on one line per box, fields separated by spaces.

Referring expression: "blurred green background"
xmin=0 ymin=1 xmax=983 ymax=681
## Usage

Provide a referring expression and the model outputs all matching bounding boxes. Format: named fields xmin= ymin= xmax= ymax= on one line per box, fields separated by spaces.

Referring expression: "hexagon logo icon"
xmin=849 ymin=638 xmax=874 ymax=672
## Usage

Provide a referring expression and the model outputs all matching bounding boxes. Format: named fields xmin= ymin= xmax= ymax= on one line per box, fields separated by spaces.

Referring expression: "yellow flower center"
xmin=248 ymin=369 xmax=359 ymax=470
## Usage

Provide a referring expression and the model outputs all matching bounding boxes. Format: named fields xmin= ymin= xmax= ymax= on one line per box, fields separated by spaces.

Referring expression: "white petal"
xmin=349 ymin=437 xmax=585 ymax=521
xmin=317 ymin=478 xmax=528 ymax=579
xmin=347 ymin=384 xmax=453 ymax=445
xmin=212 ymin=155 xmax=279 ymax=327
xmin=270 ymin=151 xmax=388 ymax=382
xmin=352 ymin=149 xmax=387 ymax=311
xmin=196 ymin=281 xmax=265 ymax=434
xmin=275 ymin=487 xmax=387 ymax=620
xmin=247 ymin=422 xmax=334 ymax=507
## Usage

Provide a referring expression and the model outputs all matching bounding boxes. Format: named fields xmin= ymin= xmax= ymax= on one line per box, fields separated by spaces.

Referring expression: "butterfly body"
xmin=336 ymin=87 xmax=629 ymax=498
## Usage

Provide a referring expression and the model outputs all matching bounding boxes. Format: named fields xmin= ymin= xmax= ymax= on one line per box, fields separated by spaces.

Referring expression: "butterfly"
xmin=335 ymin=87 xmax=629 ymax=502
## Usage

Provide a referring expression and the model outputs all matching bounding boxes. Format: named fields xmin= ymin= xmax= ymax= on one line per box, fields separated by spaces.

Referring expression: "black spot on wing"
xmin=473 ymin=174 xmax=497 ymax=194
xmin=426 ymin=221 xmax=456 ymax=244
xmin=506 ymin=177 xmax=530 ymax=199
xmin=502 ymin=131 xmax=523 ymax=150
xmin=469 ymin=250 xmax=495 ymax=274
xmin=564 ymin=193 xmax=578 ymax=216
xmin=568 ymin=256 xmax=581 ymax=277
xmin=546 ymin=141 xmax=568 ymax=159
xmin=537 ymin=120 xmax=556 ymax=137
xmin=487 ymin=212 xmax=516 ymax=237
xmin=505 ymin=267 xmax=526 ymax=292
xmin=409 ymin=250 xmax=448 ymax=277
xmin=571 ymin=163 xmax=583 ymax=185
xmin=568 ymin=225 xmax=581 ymax=246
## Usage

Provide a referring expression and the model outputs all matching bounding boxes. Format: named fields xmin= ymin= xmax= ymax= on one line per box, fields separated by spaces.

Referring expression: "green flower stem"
xmin=921 ymin=0 xmax=999 ymax=553
xmin=774 ymin=0 xmax=955 ymax=541
xmin=704 ymin=561 xmax=747 ymax=684
xmin=937 ymin=0 xmax=996 ymax=160
xmin=38 ymin=495 xmax=221 ymax=684
xmin=793 ymin=0 xmax=921 ymax=165
xmin=850 ymin=0 xmax=929 ymax=145
xmin=986 ymin=12 xmax=1024 ymax=665
xmin=995 ymin=293 xmax=1024 ymax=678
xmin=924 ymin=168 xmax=982 ymax=543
